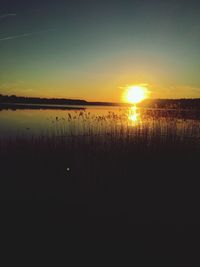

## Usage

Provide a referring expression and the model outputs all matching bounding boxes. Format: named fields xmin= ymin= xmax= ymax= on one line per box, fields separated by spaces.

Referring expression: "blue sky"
xmin=0 ymin=0 xmax=200 ymax=101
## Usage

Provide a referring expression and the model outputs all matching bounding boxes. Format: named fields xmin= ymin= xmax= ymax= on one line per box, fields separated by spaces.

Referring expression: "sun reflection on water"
xmin=128 ymin=105 xmax=140 ymax=123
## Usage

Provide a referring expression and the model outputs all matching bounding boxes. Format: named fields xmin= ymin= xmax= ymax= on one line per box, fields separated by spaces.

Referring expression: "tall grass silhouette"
xmin=1 ymin=107 xmax=200 ymax=224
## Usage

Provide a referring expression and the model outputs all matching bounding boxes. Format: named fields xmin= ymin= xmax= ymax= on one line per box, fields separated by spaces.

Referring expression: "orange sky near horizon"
xmin=1 ymin=79 xmax=200 ymax=102
xmin=1 ymin=0 xmax=200 ymax=102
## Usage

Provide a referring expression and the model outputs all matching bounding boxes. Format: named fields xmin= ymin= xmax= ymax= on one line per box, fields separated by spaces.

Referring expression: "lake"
xmin=0 ymin=105 xmax=200 ymax=140
xmin=1 ymin=104 xmax=200 ymax=220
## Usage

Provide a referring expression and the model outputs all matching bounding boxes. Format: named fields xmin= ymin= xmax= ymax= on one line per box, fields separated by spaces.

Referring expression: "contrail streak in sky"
xmin=0 ymin=13 xmax=16 ymax=19
xmin=0 ymin=29 xmax=56 ymax=42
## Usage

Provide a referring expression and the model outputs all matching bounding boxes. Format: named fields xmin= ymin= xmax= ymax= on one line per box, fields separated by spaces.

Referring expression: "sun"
xmin=123 ymin=85 xmax=148 ymax=104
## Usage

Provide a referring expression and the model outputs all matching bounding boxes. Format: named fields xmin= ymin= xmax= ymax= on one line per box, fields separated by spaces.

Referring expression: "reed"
xmin=0 ymin=108 xmax=200 ymax=223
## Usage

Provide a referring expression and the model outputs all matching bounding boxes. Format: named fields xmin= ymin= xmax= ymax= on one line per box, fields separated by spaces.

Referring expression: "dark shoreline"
xmin=0 ymin=103 xmax=86 ymax=110
xmin=1 ymin=124 xmax=200 ymax=225
xmin=1 ymin=94 xmax=200 ymax=110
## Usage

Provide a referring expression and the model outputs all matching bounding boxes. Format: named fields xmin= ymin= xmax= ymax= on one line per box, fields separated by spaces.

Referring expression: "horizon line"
xmin=1 ymin=93 xmax=200 ymax=103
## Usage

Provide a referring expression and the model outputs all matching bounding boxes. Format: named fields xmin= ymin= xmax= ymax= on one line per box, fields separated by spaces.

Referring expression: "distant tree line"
xmin=0 ymin=94 xmax=200 ymax=109
xmin=139 ymin=98 xmax=200 ymax=110
xmin=0 ymin=94 xmax=87 ymax=105
xmin=0 ymin=94 xmax=120 ymax=106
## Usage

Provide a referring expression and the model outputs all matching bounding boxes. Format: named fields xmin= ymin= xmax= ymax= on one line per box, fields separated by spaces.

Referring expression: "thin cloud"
xmin=0 ymin=29 xmax=55 ymax=42
xmin=0 ymin=13 xmax=16 ymax=19
xmin=0 ymin=32 xmax=33 ymax=41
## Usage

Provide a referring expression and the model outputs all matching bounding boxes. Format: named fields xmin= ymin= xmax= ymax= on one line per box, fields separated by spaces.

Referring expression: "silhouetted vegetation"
xmin=1 ymin=94 xmax=200 ymax=109
xmin=0 ymin=94 xmax=87 ymax=105
xmin=140 ymin=98 xmax=200 ymax=110
xmin=0 ymin=103 xmax=86 ymax=111
xmin=1 ymin=109 xmax=200 ymax=230
xmin=0 ymin=94 xmax=119 ymax=107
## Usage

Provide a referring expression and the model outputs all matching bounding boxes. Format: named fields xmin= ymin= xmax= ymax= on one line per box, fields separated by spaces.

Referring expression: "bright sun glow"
xmin=124 ymin=85 xmax=148 ymax=104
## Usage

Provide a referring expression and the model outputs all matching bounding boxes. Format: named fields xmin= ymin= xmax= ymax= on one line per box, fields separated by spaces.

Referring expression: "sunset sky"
xmin=0 ymin=0 xmax=200 ymax=102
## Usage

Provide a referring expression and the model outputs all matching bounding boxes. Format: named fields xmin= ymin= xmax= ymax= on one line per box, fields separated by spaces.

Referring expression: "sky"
xmin=0 ymin=0 xmax=200 ymax=101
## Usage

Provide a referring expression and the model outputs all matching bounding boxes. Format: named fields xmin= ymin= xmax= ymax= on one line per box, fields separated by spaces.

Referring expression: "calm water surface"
xmin=0 ymin=106 xmax=122 ymax=138
xmin=0 ymin=105 xmax=200 ymax=139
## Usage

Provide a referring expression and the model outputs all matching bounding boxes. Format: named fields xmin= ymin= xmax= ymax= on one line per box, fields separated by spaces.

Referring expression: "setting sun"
xmin=123 ymin=85 xmax=148 ymax=104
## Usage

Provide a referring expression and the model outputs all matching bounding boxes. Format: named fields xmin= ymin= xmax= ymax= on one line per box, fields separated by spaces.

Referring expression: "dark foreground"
xmin=1 ymin=133 xmax=200 ymax=249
